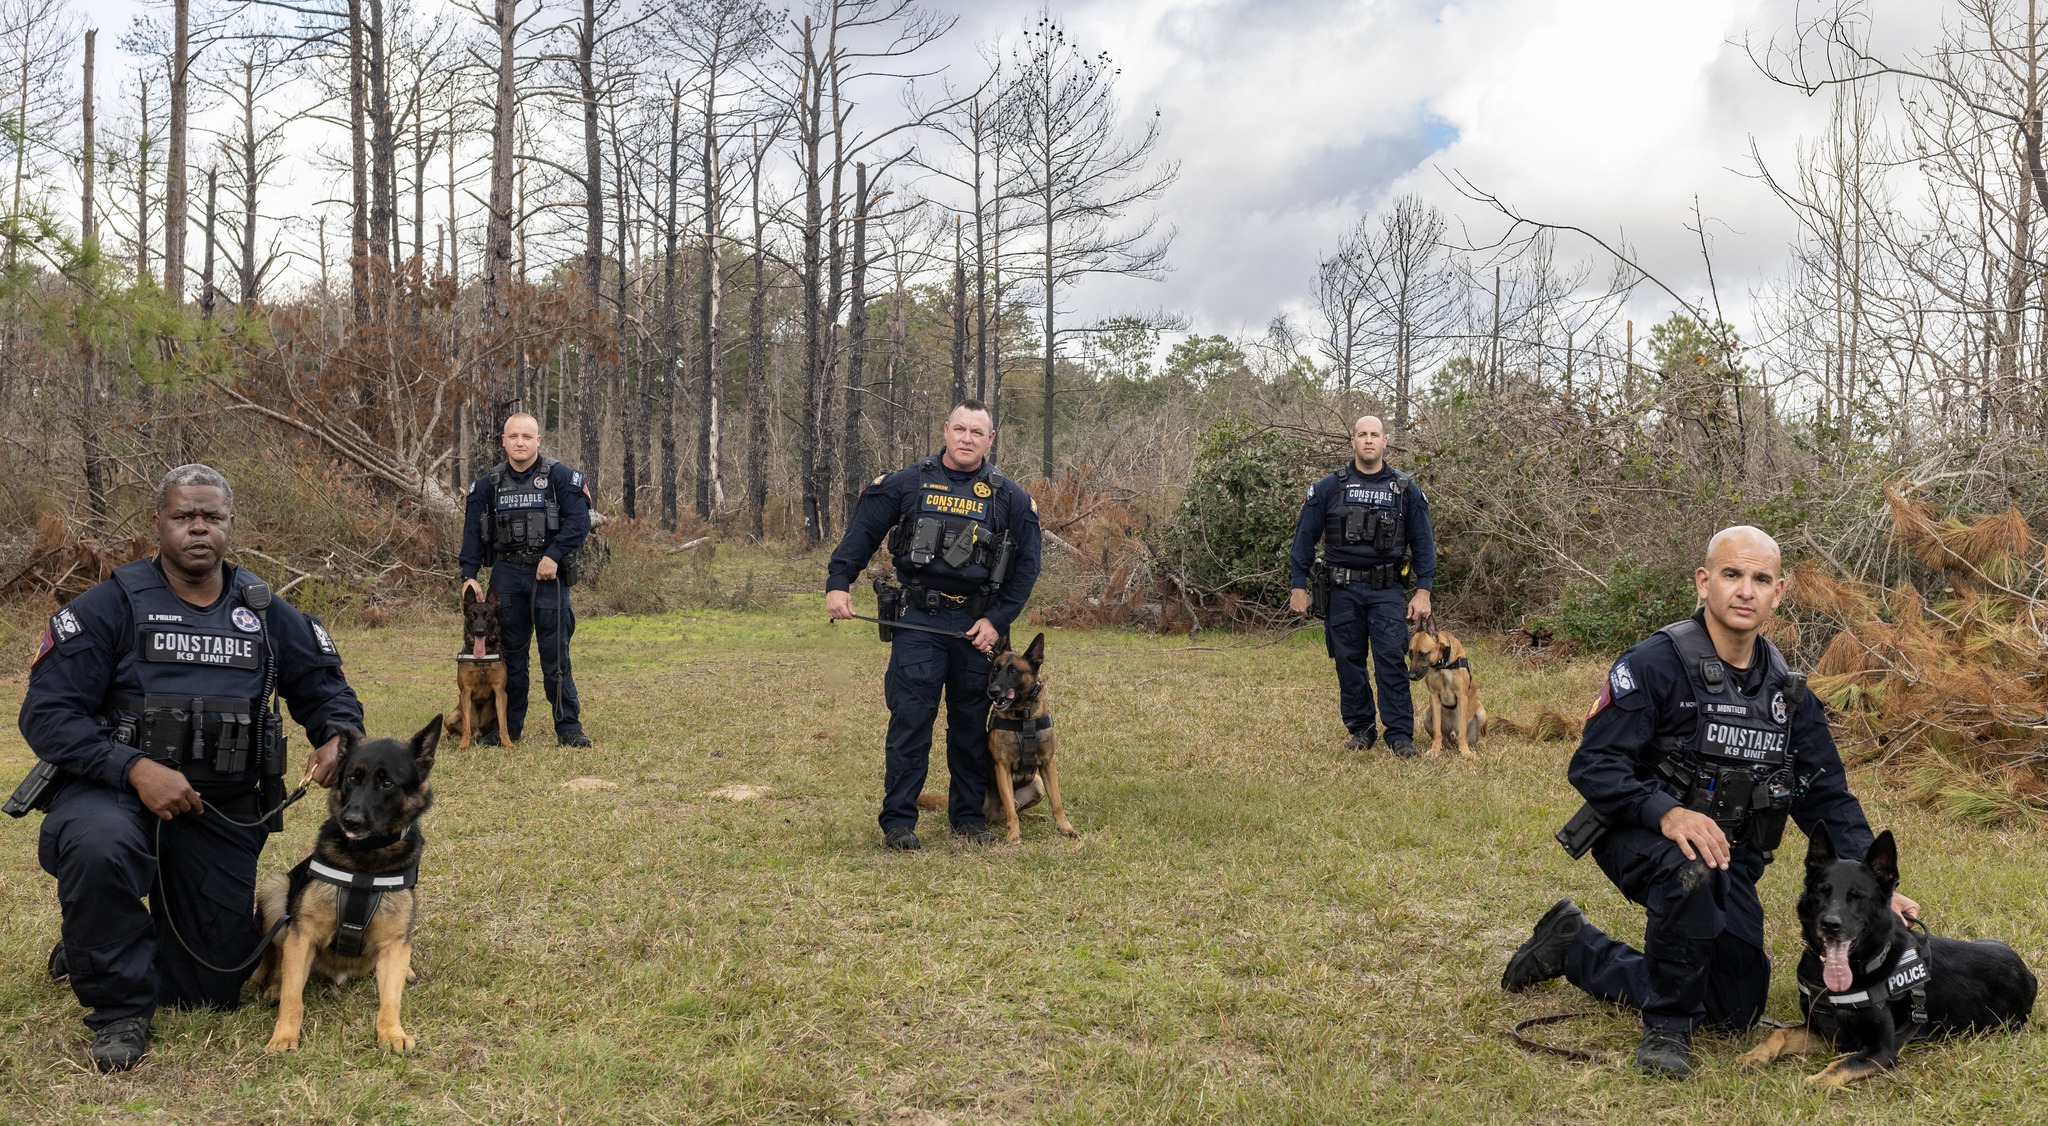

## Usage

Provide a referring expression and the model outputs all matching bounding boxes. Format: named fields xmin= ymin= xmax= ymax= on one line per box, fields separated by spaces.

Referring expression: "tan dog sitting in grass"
xmin=1408 ymin=618 xmax=1487 ymax=756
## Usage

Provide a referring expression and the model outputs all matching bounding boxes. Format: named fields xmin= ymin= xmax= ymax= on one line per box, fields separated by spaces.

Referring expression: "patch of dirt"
xmin=707 ymin=783 xmax=771 ymax=802
xmin=560 ymin=777 xmax=619 ymax=791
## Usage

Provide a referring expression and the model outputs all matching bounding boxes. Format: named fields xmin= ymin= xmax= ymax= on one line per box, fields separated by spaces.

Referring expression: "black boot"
xmin=882 ymin=826 xmax=921 ymax=851
xmin=1634 ymin=1025 xmax=1693 ymax=1079
xmin=89 ymin=1017 xmax=150 ymax=1073
xmin=1501 ymin=898 xmax=1584 ymax=992
xmin=47 ymin=941 xmax=67 ymax=981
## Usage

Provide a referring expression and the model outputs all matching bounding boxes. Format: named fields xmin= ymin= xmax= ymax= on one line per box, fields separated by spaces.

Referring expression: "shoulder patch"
xmin=872 ymin=474 xmax=885 ymax=486
xmin=309 ymin=617 xmax=338 ymax=658
xmin=50 ymin=607 xmax=82 ymax=643
xmin=1609 ymin=658 xmax=1637 ymax=697
xmin=1030 ymin=497 xmax=1038 ymax=515
xmin=468 ymin=480 xmax=477 ymax=495
xmin=1306 ymin=482 xmax=1316 ymax=500
xmin=569 ymin=470 xmax=584 ymax=489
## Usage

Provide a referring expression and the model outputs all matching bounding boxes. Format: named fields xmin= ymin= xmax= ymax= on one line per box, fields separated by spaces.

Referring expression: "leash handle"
xmin=834 ymin=613 xmax=971 ymax=640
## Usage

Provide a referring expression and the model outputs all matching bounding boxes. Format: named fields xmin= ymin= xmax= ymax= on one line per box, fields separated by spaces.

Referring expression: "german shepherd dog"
xmin=446 ymin=586 xmax=511 ymax=750
xmin=981 ymin=633 xmax=1077 ymax=842
xmin=1407 ymin=618 xmax=1487 ymax=756
xmin=256 ymin=717 xmax=439 ymax=1053
xmin=1738 ymin=828 xmax=2035 ymax=1087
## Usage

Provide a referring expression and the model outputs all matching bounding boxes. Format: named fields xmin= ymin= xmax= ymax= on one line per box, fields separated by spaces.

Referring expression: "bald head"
xmin=1349 ymin=415 xmax=1389 ymax=472
xmin=1695 ymin=525 xmax=1785 ymax=649
xmin=1704 ymin=525 xmax=1780 ymax=571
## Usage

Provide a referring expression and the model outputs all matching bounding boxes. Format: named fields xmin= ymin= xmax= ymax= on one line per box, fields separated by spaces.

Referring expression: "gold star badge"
xmin=973 ymin=481 xmax=992 ymax=498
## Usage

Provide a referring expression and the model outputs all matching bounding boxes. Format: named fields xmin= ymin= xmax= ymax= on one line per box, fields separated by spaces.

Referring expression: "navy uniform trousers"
xmin=1326 ymin=581 xmax=1414 ymax=741
xmin=1561 ymin=823 xmax=1771 ymax=1032
xmin=492 ymin=561 xmax=581 ymax=741
xmin=880 ymin=602 xmax=995 ymax=831
xmin=39 ymin=781 xmax=269 ymax=1029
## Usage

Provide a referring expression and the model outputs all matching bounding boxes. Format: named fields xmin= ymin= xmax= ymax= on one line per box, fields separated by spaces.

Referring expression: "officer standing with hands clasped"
xmin=459 ymin=412 xmax=593 ymax=748
xmin=826 ymin=399 xmax=1042 ymax=850
xmin=1288 ymin=414 xmax=1436 ymax=755
xmin=12 ymin=464 xmax=364 ymax=1072
xmin=1500 ymin=526 xmax=1920 ymax=1078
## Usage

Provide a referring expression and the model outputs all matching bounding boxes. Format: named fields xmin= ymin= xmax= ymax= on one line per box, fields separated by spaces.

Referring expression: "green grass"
xmin=0 ymin=592 xmax=2044 ymax=1123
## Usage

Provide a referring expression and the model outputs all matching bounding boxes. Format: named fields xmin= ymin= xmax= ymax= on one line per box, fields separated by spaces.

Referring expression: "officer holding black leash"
xmin=10 ymin=464 xmax=363 ymax=1072
xmin=459 ymin=412 xmax=593 ymax=748
xmin=825 ymin=399 xmax=1041 ymax=851
xmin=1499 ymin=525 xmax=1919 ymax=1079
xmin=1288 ymin=414 xmax=1435 ymax=756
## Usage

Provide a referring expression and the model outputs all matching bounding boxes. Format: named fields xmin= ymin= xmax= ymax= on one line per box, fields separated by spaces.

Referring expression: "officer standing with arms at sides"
xmin=16 ymin=464 xmax=363 ymax=1072
xmin=1500 ymin=526 xmax=1920 ymax=1078
xmin=459 ymin=412 xmax=593 ymax=747
xmin=1287 ymin=414 xmax=1435 ymax=755
xmin=825 ymin=399 xmax=1042 ymax=850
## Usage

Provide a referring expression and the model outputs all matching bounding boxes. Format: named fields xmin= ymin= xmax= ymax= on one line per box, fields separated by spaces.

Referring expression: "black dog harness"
xmin=288 ymin=851 xmax=420 ymax=958
xmin=1799 ymin=926 xmax=1932 ymax=1043
xmin=988 ymin=712 xmax=1054 ymax=773
xmin=1428 ymin=651 xmax=1470 ymax=673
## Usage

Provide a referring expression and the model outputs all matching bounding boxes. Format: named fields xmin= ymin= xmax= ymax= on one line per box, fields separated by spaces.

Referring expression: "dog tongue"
xmin=1823 ymin=941 xmax=1853 ymax=992
xmin=472 ymin=637 xmax=485 ymax=659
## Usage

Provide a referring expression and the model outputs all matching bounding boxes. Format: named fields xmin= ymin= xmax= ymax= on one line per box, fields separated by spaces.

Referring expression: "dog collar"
xmin=1431 ymin=654 xmax=1470 ymax=671
xmin=456 ymin=654 xmax=504 ymax=663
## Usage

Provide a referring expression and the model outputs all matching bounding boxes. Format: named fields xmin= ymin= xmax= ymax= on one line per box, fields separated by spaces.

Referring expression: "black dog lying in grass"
xmin=1739 ymin=828 xmax=2035 ymax=1086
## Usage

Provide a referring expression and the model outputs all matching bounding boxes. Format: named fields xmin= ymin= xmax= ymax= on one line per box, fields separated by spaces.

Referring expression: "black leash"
xmin=149 ymin=784 xmax=311 ymax=975
xmin=834 ymin=613 xmax=972 ymax=640
xmin=1508 ymin=1012 xmax=1613 ymax=1062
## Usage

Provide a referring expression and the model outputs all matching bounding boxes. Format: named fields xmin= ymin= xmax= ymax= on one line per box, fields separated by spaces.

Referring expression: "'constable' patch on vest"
xmin=497 ymin=490 xmax=546 ymax=510
xmin=1702 ymin=720 xmax=1788 ymax=764
xmin=920 ymin=492 xmax=988 ymax=520
xmin=139 ymin=628 xmax=260 ymax=669
xmin=1345 ymin=485 xmax=1396 ymax=506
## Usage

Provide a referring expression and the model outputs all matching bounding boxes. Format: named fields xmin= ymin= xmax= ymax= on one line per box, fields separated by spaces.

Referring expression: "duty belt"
xmin=904 ymin=585 xmax=991 ymax=616
xmin=103 ymin=691 xmax=261 ymax=772
xmin=1330 ymin=564 xmax=1402 ymax=589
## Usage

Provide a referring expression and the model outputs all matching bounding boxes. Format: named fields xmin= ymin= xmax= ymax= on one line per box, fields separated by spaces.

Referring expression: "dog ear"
xmin=462 ymin=585 xmax=478 ymax=605
xmin=409 ymin=715 xmax=442 ymax=778
xmin=1805 ymin=825 xmax=1837 ymax=870
xmin=1024 ymin=632 xmax=1046 ymax=669
xmin=991 ymin=634 xmax=1010 ymax=656
xmin=1864 ymin=829 xmax=1899 ymax=888
xmin=334 ymin=726 xmax=365 ymax=770
xmin=486 ymin=587 xmax=500 ymax=607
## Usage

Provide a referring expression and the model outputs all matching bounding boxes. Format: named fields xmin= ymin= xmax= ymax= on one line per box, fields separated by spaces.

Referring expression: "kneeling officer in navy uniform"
xmin=1288 ymin=414 xmax=1435 ymax=755
xmin=1500 ymin=526 xmax=1918 ymax=1078
xmin=12 ymin=464 xmax=364 ymax=1072
xmin=825 ymin=399 xmax=1041 ymax=850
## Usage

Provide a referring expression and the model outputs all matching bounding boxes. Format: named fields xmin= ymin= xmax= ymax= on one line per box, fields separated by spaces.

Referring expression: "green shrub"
xmin=1154 ymin=420 xmax=1324 ymax=609
xmin=1535 ymin=553 xmax=1698 ymax=652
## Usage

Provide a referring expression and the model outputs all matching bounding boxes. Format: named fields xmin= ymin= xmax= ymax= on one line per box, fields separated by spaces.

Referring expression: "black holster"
xmin=3 ymin=760 xmax=61 ymax=818
xmin=1555 ymin=801 xmax=1609 ymax=859
xmin=1309 ymin=559 xmax=1331 ymax=619
xmin=873 ymin=578 xmax=902 ymax=642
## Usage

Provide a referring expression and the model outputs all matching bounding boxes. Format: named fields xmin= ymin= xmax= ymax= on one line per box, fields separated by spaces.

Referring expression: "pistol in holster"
xmin=1555 ymin=801 xmax=1609 ymax=859
xmin=1308 ymin=559 xmax=1331 ymax=619
xmin=3 ymin=759 xmax=62 ymax=818
xmin=872 ymin=578 xmax=902 ymax=643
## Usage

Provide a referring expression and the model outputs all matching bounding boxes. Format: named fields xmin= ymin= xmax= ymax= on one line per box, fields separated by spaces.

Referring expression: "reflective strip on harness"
xmin=308 ymin=858 xmax=415 ymax=889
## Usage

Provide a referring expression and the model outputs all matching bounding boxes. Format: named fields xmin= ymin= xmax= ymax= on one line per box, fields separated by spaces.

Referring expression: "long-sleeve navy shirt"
xmin=1568 ymin=610 xmax=1875 ymax=862
xmin=20 ymin=562 xmax=364 ymax=793
xmin=1288 ymin=463 xmax=1436 ymax=590
xmin=827 ymin=458 xmax=1042 ymax=633
xmin=459 ymin=457 xmax=593 ymax=580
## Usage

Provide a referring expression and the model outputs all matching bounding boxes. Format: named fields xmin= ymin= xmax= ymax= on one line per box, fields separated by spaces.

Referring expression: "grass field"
xmin=0 ymin=576 xmax=2044 ymax=1123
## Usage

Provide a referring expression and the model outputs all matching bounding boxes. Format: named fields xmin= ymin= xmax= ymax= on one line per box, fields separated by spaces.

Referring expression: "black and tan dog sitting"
xmin=984 ymin=634 xmax=1077 ymax=842
xmin=1738 ymin=828 xmax=2035 ymax=1087
xmin=1407 ymin=618 xmax=1487 ymax=756
xmin=446 ymin=586 xmax=511 ymax=750
xmin=256 ymin=717 xmax=438 ymax=1053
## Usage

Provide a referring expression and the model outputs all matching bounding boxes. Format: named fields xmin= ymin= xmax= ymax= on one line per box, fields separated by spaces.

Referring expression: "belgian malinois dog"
xmin=1408 ymin=618 xmax=1487 ymax=756
xmin=983 ymin=633 xmax=1078 ymax=843
xmin=446 ymin=586 xmax=511 ymax=750
xmin=256 ymin=717 xmax=438 ymax=1053
xmin=1738 ymin=828 xmax=2034 ymax=1087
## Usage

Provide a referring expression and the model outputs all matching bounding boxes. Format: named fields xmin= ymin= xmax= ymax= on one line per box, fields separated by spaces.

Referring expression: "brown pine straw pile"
xmin=1791 ymin=485 xmax=2048 ymax=824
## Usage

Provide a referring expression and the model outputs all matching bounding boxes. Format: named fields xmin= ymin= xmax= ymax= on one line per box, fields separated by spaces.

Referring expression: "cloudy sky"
xmin=63 ymin=0 xmax=1947 ymax=341
xmin=921 ymin=0 xmax=1945 ymax=338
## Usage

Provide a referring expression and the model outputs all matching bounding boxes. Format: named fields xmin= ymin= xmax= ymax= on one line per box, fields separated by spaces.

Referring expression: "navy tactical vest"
xmin=1657 ymin=617 xmax=1799 ymax=849
xmin=886 ymin=456 xmax=1007 ymax=595
xmin=486 ymin=457 xmax=561 ymax=560
xmin=105 ymin=560 xmax=273 ymax=789
xmin=1321 ymin=463 xmax=1411 ymax=569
